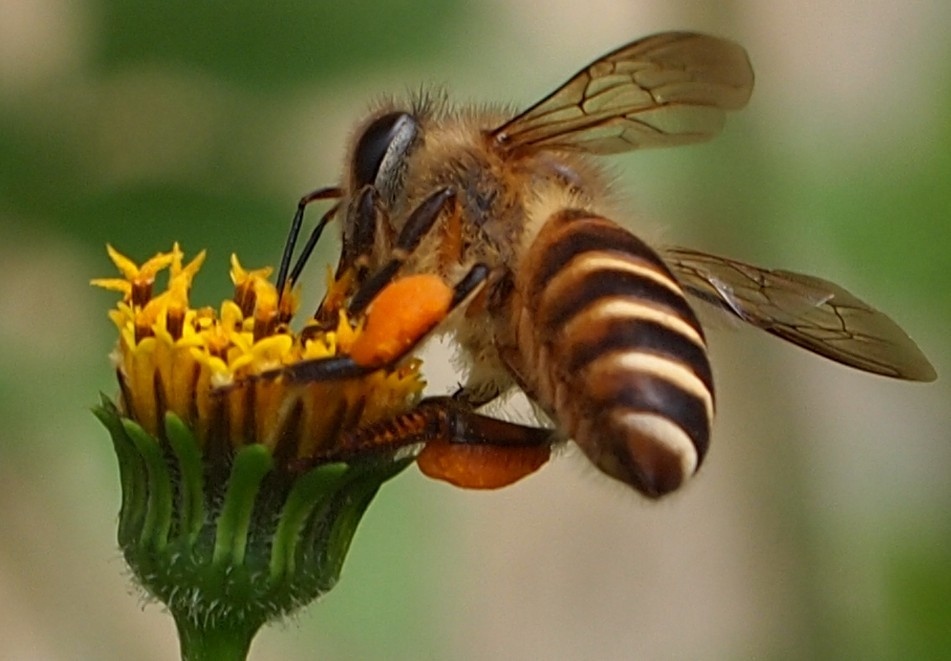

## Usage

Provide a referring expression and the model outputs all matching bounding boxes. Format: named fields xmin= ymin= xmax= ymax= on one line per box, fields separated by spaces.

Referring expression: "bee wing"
xmin=664 ymin=247 xmax=936 ymax=381
xmin=491 ymin=32 xmax=754 ymax=154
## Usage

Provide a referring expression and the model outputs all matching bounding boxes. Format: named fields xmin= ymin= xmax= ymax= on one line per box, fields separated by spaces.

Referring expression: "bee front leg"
xmin=347 ymin=186 xmax=456 ymax=315
xmin=314 ymin=186 xmax=380 ymax=323
xmin=254 ymin=261 xmax=489 ymax=385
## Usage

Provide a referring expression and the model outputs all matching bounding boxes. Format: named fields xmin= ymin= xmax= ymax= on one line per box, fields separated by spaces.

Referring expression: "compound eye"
xmin=352 ymin=111 xmax=417 ymax=190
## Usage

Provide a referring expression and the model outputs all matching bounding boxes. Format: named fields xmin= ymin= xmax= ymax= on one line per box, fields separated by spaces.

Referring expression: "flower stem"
xmin=173 ymin=613 xmax=261 ymax=661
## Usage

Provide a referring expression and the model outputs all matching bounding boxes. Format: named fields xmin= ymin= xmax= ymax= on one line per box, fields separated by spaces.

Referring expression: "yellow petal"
xmin=105 ymin=244 xmax=142 ymax=280
xmin=90 ymin=277 xmax=132 ymax=294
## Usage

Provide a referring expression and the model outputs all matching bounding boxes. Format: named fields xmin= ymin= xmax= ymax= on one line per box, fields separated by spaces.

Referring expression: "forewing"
xmin=491 ymin=32 xmax=754 ymax=154
xmin=664 ymin=247 xmax=936 ymax=381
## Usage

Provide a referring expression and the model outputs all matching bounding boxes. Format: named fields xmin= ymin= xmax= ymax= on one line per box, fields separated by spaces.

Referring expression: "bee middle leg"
xmin=450 ymin=381 xmax=507 ymax=409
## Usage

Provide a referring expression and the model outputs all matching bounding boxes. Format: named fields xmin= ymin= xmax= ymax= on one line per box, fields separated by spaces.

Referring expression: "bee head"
xmin=336 ymin=110 xmax=420 ymax=282
xmin=350 ymin=111 xmax=418 ymax=204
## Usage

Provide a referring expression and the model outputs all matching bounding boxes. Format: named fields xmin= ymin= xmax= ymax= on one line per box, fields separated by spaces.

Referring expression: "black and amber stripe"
xmin=515 ymin=211 xmax=715 ymax=497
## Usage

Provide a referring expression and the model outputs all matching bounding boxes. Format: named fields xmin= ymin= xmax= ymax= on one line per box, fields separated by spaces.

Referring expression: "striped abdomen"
xmin=508 ymin=210 xmax=715 ymax=498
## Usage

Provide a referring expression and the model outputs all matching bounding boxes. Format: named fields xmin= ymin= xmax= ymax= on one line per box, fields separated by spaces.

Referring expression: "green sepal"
xmin=122 ymin=417 xmax=174 ymax=551
xmin=213 ymin=444 xmax=273 ymax=568
xmin=165 ymin=413 xmax=205 ymax=545
xmin=93 ymin=396 xmax=147 ymax=548
xmin=93 ymin=399 xmax=412 ymax=659
xmin=269 ymin=462 xmax=350 ymax=584
xmin=314 ymin=459 xmax=411 ymax=589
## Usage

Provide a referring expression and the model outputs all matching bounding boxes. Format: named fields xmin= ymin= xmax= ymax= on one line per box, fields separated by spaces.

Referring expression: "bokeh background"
xmin=2 ymin=1 xmax=949 ymax=659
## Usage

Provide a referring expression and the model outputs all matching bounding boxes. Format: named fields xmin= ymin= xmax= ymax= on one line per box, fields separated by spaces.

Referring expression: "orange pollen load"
xmin=349 ymin=274 xmax=453 ymax=368
xmin=417 ymin=439 xmax=551 ymax=489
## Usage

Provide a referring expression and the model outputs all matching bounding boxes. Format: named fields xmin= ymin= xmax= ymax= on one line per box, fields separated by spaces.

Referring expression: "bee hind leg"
xmin=314 ymin=396 xmax=554 ymax=489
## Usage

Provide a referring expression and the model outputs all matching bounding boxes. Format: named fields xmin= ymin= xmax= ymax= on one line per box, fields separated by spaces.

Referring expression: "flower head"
xmin=92 ymin=244 xmax=427 ymax=659
xmin=93 ymin=243 xmax=424 ymax=457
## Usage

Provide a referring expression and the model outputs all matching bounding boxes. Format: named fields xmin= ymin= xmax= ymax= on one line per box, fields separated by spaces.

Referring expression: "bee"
xmin=270 ymin=31 xmax=936 ymax=498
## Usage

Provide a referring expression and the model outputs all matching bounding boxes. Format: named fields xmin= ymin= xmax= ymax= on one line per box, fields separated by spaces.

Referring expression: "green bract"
xmin=95 ymin=397 xmax=411 ymax=661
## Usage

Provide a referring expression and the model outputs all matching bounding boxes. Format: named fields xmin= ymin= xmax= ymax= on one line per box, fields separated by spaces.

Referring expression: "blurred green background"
xmin=1 ymin=1 xmax=949 ymax=659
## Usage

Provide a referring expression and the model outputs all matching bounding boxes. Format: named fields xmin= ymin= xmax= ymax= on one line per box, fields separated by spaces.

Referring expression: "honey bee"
xmin=270 ymin=31 xmax=936 ymax=498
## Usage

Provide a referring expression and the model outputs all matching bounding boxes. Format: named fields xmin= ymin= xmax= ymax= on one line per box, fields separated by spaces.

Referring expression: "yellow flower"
xmin=92 ymin=244 xmax=425 ymax=461
xmin=92 ymin=241 xmax=444 ymax=660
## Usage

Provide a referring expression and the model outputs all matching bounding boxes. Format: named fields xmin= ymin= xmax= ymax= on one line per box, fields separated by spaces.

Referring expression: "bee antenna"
xmin=286 ymin=202 xmax=340 ymax=289
xmin=276 ymin=186 xmax=342 ymax=297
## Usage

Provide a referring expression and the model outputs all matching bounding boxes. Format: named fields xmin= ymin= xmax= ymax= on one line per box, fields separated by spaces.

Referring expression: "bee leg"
xmin=447 ymin=262 xmax=490 ymax=309
xmin=450 ymin=381 xmax=506 ymax=409
xmin=415 ymin=401 xmax=554 ymax=488
xmin=276 ymin=186 xmax=343 ymax=296
xmin=332 ymin=396 xmax=553 ymax=453
xmin=347 ymin=186 xmax=456 ymax=315
xmin=335 ymin=185 xmax=379 ymax=283
xmin=252 ymin=261 xmax=488 ymax=385
xmin=317 ymin=185 xmax=456 ymax=322
xmin=451 ymin=335 xmax=529 ymax=409
xmin=305 ymin=396 xmax=554 ymax=488
xmin=437 ymin=198 xmax=464 ymax=270
xmin=311 ymin=188 xmax=380 ymax=324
